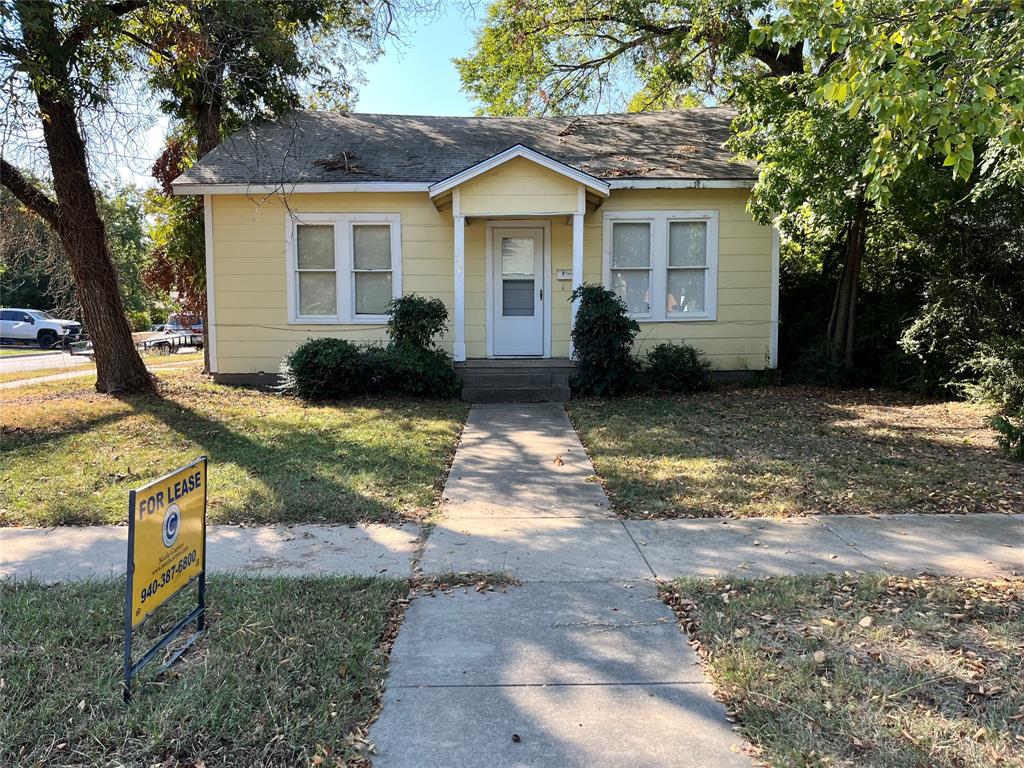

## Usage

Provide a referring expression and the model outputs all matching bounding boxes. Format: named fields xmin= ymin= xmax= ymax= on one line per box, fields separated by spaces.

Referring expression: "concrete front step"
xmin=461 ymin=385 xmax=571 ymax=403
xmin=462 ymin=372 xmax=570 ymax=388
xmin=457 ymin=358 xmax=575 ymax=402
xmin=458 ymin=358 xmax=575 ymax=369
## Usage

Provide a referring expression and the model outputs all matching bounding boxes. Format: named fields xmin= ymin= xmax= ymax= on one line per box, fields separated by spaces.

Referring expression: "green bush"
xmin=385 ymin=342 xmax=460 ymax=399
xmin=127 ymin=310 xmax=152 ymax=332
xmin=283 ymin=295 xmax=460 ymax=401
xmin=570 ymin=284 xmax=639 ymax=396
xmin=282 ymin=338 xmax=368 ymax=401
xmin=641 ymin=342 xmax=713 ymax=392
xmin=991 ymin=407 xmax=1024 ymax=460
xmin=960 ymin=340 xmax=1024 ymax=413
xmin=387 ymin=295 xmax=449 ymax=349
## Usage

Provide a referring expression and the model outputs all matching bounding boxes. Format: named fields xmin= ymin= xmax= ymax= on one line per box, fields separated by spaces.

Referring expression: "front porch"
xmin=428 ymin=145 xmax=609 ymax=363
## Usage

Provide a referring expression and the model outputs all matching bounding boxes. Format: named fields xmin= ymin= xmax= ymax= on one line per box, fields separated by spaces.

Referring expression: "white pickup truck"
xmin=0 ymin=308 xmax=83 ymax=348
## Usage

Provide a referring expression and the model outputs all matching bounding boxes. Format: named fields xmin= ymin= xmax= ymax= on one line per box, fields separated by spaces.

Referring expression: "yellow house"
xmin=173 ymin=109 xmax=778 ymax=399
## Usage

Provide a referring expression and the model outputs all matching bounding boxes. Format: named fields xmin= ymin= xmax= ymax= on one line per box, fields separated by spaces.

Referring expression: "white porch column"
xmin=453 ymin=212 xmax=467 ymax=362
xmin=570 ymin=211 xmax=585 ymax=357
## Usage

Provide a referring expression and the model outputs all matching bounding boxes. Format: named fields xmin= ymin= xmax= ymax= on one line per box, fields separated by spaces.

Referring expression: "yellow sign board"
xmin=128 ymin=457 xmax=207 ymax=628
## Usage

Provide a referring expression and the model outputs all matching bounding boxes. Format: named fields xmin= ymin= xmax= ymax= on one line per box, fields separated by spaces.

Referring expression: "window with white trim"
xmin=603 ymin=210 xmax=718 ymax=321
xmin=287 ymin=213 xmax=402 ymax=323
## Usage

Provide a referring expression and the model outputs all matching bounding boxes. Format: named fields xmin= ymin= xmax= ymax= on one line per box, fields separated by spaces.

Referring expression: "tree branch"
xmin=65 ymin=0 xmax=151 ymax=48
xmin=0 ymin=157 xmax=60 ymax=228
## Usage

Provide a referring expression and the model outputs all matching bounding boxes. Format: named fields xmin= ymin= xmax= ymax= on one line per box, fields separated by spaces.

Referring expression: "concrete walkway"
xmin=367 ymin=403 xmax=1023 ymax=768
xmin=370 ymin=405 xmax=754 ymax=768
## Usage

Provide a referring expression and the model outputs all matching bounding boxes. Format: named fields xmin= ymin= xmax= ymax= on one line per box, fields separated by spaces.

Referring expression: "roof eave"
xmin=170 ymin=180 xmax=433 ymax=196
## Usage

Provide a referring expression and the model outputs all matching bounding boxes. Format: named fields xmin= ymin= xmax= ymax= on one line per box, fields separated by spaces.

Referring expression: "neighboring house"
xmin=172 ymin=108 xmax=779 ymax=394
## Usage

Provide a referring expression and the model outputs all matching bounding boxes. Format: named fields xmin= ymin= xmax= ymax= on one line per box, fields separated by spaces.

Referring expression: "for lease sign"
xmin=128 ymin=458 xmax=207 ymax=628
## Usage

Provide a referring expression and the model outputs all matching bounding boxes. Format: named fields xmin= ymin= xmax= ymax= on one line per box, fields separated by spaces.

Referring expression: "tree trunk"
xmin=827 ymin=194 xmax=868 ymax=367
xmin=36 ymin=94 xmax=154 ymax=393
xmin=17 ymin=1 xmax=152 ymax=394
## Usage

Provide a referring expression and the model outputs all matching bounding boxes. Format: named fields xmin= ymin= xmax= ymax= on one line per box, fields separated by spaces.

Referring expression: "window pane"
xmin=502 ymin=279 xmax=534 ymax=316
xmin=297 ymin=225 xmax=335 ymax=269
xmin=669 ymin=221 xmax=707 ymax=267
xmin=355 ymin=272 xmax=392 ymax=315
xmin=298 ymin=271 xmax=337 ymax=315
xmin=667 ymin=269 xmax=706 ymax=313
xmin=353 ymin=224 xmax=391 ymax=270
xmin=501 ymin=237 xmax=534 ymax=277
xmin=611 ymin=269 xmax=650 ymax=314
xmin=611 ymin=223 xmax=650 ymax=268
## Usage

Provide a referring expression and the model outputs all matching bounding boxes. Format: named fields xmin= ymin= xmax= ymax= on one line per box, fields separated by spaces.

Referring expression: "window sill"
xmin=627 ymin=315 xmax=718 ymax=323
xmin=288 ymin=316 xmax=388 ymax=326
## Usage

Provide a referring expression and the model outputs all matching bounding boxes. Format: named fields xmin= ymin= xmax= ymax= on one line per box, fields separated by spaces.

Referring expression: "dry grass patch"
xmin=665 ymin=574 xmax=1024 ymax=768
xmin=1 ymin=576 xmax=407 ymax=767
xmin=0 ymin=369 xmax=467 ymax=526
xmin=568 ymin=387 xmax=1023 ymax=518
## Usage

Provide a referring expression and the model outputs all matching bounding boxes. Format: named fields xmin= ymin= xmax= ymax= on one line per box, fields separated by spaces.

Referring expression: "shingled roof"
xmin=172 ymin=108 xmax=754 ymax=189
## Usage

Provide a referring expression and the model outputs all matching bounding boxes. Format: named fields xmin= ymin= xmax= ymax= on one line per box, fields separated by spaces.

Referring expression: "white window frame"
xmin=285 ymin=212 xmax=402 ymax=324
xmin=602 ymin=209 xmax=718 ymax=322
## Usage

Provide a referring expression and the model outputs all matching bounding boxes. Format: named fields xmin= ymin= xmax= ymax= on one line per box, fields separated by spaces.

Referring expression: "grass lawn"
xmin=0 ymin=351 xmax=205 ymax=384
xmin=1 ymin=576 xmax=407 ymax=767
xmin=569 ymin=387 xmax=1024 ymax=518
xmin=665 ymin=574 xmax=1024 ymax=768
xmin=0 ymin=347 xmax=58 ymax=357
xmin=0 ymin=369 xmax=467 ymax=526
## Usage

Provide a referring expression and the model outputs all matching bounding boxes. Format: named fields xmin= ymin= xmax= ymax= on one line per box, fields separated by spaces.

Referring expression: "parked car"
xmin=0 ymin=308 xmax=82 ymax=348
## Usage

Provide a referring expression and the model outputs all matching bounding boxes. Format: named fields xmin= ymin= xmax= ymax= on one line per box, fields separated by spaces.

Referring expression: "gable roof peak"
xmin=428 ymin=143 xmax=609 ymax=198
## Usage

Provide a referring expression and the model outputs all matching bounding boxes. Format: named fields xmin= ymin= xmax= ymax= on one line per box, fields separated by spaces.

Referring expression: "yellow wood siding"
xmin=588 ymin=188 xmax=773 ymax=370
xmin=209 ymin=184 xmax=771 ymax=374
xmin=458 ymin=156 xmax=580 ymax=216
xmin=210 ymin=193 xmax=452 ymax=374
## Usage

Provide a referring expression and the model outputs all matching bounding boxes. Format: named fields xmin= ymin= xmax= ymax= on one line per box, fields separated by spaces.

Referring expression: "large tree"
xmin=1 ymin=0 xmax=154 ymax=392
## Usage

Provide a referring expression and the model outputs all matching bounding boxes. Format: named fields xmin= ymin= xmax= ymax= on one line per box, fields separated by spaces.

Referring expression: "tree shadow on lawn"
xmin=571 ymin=388 xmax=1024 ymax=518
xmin=123 ymin=393 xmax=448 ymax=526
xmin=2 ymin=385 xmax=458 ymax=526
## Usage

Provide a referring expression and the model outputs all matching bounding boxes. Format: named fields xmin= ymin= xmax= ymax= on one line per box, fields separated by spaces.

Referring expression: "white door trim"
xmin=485 ymin=219 xmax=552 ymax=358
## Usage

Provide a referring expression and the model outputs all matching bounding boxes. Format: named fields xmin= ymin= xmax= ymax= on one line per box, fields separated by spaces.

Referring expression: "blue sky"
xmin=355 ymin=5 xmax=480 ymax=116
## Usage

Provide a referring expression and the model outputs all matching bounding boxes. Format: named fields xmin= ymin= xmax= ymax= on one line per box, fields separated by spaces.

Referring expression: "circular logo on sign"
xmin=162 ymin=503 xmax=181 ymax=548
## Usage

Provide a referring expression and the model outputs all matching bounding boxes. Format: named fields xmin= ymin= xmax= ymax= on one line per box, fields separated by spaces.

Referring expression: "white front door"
xmin=491 ymin=227 xmax=545 ymax=356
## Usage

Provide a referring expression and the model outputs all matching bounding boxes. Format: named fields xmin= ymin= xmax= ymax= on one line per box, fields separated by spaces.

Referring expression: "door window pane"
xmin=502 ymin=237 xmax=534 ymax=277
xmin=355 ymin=272 xmax=392 ymax=315
xmin=611 ymin=270 xmax=650 ymax=314
xmin=611 ymin=223 xmax=650 ymax=267
xmin=353 ymin=225 xmax=391 ymax=270
xmin=298 ymin=271 xmax=337 ymax=315
xmin=297 ymin=225 xmax=335 ymax=269
xmin=669 ymin=222 xmax=707 ymax=267
xmin=667 ymin=269 xmax=706 ymax=313
xmin=502 ymin=279 xmax=535 ymax=316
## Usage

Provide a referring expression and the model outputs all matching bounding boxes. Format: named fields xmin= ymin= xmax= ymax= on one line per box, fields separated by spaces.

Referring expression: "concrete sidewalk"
xmin=0 ymin=523 xmax=419 ymax=581
xmin=3 ymin=513 xmax=1019 ymax=584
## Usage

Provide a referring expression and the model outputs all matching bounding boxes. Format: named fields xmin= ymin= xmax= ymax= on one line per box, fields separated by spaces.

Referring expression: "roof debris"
xmin=314 ymin=152 xmax=373 ymax=175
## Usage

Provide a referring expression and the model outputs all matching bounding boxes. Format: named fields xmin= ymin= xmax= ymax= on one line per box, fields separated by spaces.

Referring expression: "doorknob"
xmin=539 ymin=288 xmax=544 ymax=300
